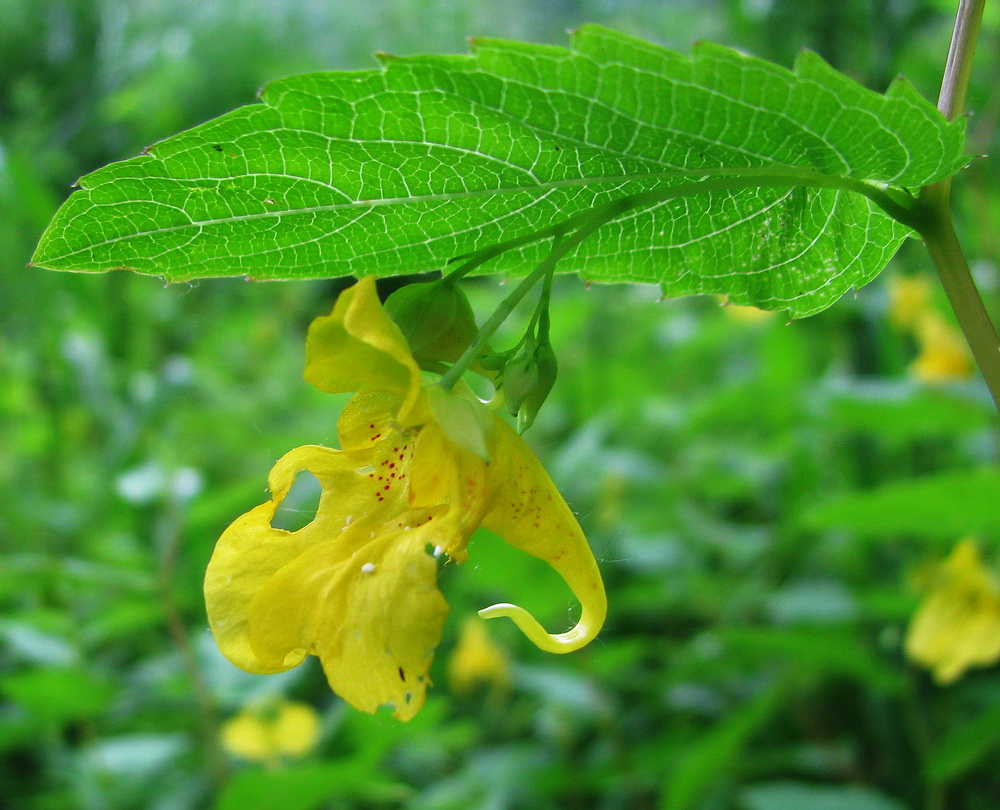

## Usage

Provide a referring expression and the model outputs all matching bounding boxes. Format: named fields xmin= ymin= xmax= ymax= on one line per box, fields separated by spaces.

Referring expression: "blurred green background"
xmin=2 ymin=1 xmax=999 ymax=808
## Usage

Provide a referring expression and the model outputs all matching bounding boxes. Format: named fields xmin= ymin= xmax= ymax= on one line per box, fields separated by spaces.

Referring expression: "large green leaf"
xmin=32 ymin=26 xmax=965 ymax=316
xmin=802 ymin=468 xmax=1000 ymax=538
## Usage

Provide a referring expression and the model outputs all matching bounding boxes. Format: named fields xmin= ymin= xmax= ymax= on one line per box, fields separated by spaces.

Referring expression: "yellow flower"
xmin=910 ymin=312 xmax=973 ymax=384
xmin=905 ymin=539 xmax=1000 ymax=684
xmin=220 ymin=699 xmax=320 ymax=764
xmin=888 ymin=274 xmax=933 ymax=330
xmin=204 ymin=277 xmax=606 ymax=721
xmin=448 ymin=617 xmax=511 ymax=695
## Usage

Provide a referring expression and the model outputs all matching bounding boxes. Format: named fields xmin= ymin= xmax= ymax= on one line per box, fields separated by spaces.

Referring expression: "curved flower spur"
xmin=204 ymin=276 xmax=606 ymax=720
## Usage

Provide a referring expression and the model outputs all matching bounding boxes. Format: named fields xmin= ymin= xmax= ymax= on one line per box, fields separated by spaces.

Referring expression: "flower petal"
xmin=248 ymin=524 xmax=450 ymax=721
xmin=304 ymin=277 xmax=425 ymax=424
xmin=905 ymin=539 xmax=1000 ymax=683
xmin=337 ymin=390 xmax=400 ymax=451
xmin=408 ymin=421 xmax=492 ymax=562
xmin=478 ymin=419 xmax=606 ymax=653
xmin=206 ymin=441 xmax=418 ymax=674
xmin=206 ymin=500 xmax=312 ymax=673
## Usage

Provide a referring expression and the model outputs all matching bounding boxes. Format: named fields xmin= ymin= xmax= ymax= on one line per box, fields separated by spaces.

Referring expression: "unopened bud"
xmin=502 ymin=338 xmax=557 ymax=432
xmin=384 ymin=281 xmax=478 ymax=365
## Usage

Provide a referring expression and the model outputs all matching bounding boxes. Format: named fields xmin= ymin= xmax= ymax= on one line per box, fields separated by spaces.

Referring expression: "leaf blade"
xmin=32 ymin=26 xmax=966 ymax=316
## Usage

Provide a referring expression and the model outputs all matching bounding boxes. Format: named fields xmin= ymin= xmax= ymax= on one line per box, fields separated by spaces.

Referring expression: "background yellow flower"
xmin=910 ymin=312 xmax=973 ymax=384
xmin=448 ymin=618 xmax=511 ymax=695
xmin=905 ymin=539 xmax=1000 ymax=684
xmin=220 ymin=699 xmax=320 ymax=764
xmin=888 ymin=274 xmax=933 ymax=330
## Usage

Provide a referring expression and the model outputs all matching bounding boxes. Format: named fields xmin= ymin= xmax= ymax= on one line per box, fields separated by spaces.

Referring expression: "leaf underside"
xmin=32 ymin=26 xmax=966 ymax=316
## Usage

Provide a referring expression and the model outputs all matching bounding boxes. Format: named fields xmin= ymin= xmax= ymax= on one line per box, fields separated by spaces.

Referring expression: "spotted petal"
xmin=478 ymin=420 xmax=607 ymax=653
xmin=205 ymin=437 xmax=420 ymax=674
xmin=248 ymin=522 xmax=450 ymax=720
xmin=205 ymin=444 xmax=356 ymax=673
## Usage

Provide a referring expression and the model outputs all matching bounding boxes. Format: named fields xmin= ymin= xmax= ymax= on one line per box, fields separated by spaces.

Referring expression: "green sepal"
xmin=427 ymin=385 xmax=493 ymax=460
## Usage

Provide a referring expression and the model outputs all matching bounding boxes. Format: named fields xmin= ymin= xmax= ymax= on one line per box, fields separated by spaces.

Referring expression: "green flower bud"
xmin=502 ymin=337 xmax=557 ymax=433
xmin=384 ymin=281 xmax=478 ymax=366
xmin=516 ymin=342 xmax=557 ymax=433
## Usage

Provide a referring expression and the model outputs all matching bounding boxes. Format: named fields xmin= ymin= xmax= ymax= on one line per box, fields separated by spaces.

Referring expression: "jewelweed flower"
xmin=220 ymin=699 xmax=320 ymax=764
xmin=448 ymin=617 xmax=511 ymax=695
xmin=885 ymin=274 xmax=972 ymax=384
xmin=905 ymin=539 xmax=1000 ymax=684
xmin=888 ymin=274 xmax=933 ymax=330
xmin=204 ymin=277 xmax=606 ymax=720
xmin=910 ymin=312 xmax=973 ymax=384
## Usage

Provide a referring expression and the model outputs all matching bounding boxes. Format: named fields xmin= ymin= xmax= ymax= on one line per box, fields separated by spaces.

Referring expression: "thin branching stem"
xmin=439 ymin=209 xmax=616 ymax=389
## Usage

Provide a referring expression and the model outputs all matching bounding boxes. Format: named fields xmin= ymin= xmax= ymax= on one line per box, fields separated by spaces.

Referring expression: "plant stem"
xmin=917 ymin=0 xmax=1000 ymax=410
xmin=937 ymin=0 xmax=986 ymax=123
xmin=452 ymin=167 xmax=921 ymax=278
xmin=440 ymin=210 xmax=614 ymax=389
xmin=156 ymin=490 xmax=230 ymax=788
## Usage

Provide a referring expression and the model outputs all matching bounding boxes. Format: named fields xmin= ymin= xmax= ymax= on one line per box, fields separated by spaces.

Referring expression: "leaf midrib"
xmin=38 ymin=164 xmax=903 ymax=266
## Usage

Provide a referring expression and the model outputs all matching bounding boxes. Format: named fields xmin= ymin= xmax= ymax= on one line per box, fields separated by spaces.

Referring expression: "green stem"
xmin=440 ymin=161 xmax=925 ymax=391
xmin=156 ymin=491 xmax=229 ymax=788
xmin=936 ymin=0 xmax=985 ymax=123
xmin=440 ymin=211 xmax=614 ymax=389
xmin=447 ymin=165 xmax=921 ymax=278
xmin=919 ymin=190 xmax=1000 ymax=408
xmin=916 ymin=0 xmax=1000 ymax=410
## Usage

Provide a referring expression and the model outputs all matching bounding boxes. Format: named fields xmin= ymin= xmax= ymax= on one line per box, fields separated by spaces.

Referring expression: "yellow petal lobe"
xmin=304 ymin=276 xmax=424 ymax=424
xmin=243 ymin=521 xmax=449 ymax=721
xmin=479 ymin=420 xmax=607 ymax=653
xmin=906 ymin=539 xmax=1000 ymax=684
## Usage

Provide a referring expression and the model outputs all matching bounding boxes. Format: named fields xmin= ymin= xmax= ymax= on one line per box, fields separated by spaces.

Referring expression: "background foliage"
xmin=2 ymin=1 xmax=998 ymax=809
